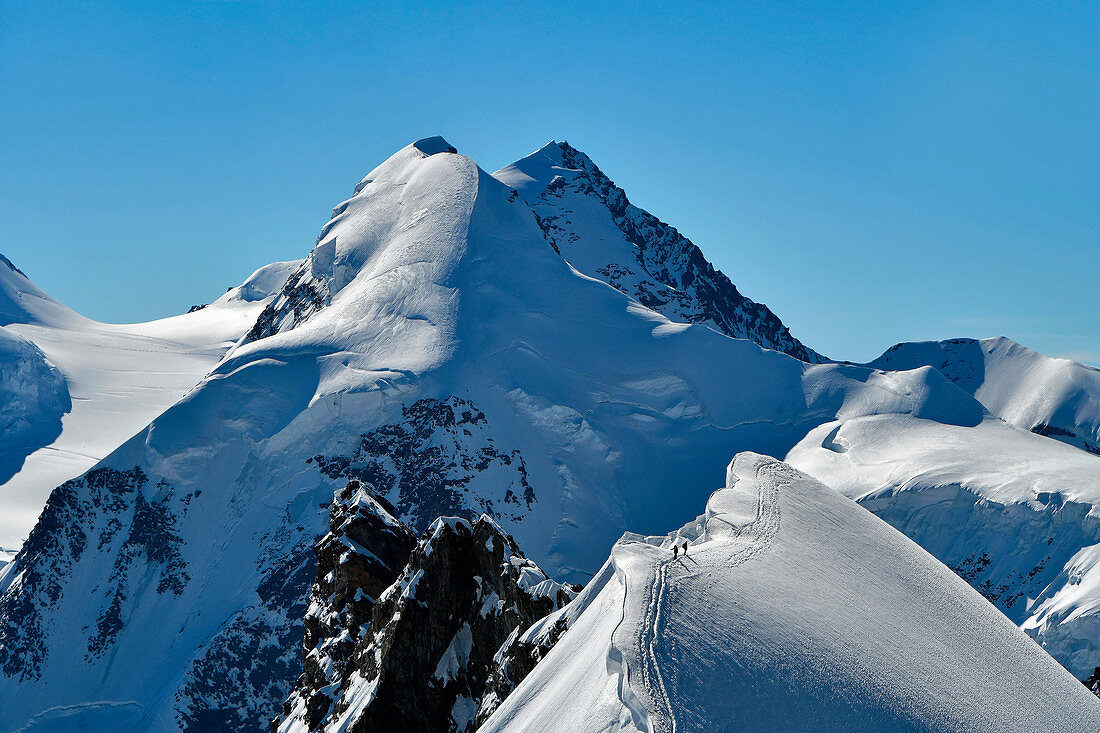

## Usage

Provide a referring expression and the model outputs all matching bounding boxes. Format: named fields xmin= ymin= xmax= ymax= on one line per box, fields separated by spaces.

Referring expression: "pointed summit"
xmin=494 ymin=141 xmax=824 ymax=363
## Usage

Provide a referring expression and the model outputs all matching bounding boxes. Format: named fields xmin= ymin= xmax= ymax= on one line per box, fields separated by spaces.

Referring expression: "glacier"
xmin=0 ymin=255 xmax=298 ymax=554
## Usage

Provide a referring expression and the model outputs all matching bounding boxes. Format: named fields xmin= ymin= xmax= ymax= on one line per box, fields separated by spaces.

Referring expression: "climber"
xmin=682 ymin=541 xmax=688 ymax=555
xmin=673 ymin=543 xmax=679 ymax=559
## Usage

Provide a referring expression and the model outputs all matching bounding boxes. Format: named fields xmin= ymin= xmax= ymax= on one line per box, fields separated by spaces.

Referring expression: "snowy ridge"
xmin=482 ymin=453 xmax=1100 ymax=732
xmin=0 ymin=251 xmax=85 ymax=328
xmin=494 ymin=141 xmax=823 ymax=363
xmin=870 ymin=336 xmax=1100 ymax=455
xmin=628 ymin=458 xmax=781 ymax=733
xmin=787 ymin=412 xmax=1100 ymax=678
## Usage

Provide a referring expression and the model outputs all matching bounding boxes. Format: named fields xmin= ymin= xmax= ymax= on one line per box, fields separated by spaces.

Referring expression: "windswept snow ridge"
xmin=787 ymin=412 xmax=1100 ymax=679
xmin=482 ymin=454 xmax=1100 ymax=732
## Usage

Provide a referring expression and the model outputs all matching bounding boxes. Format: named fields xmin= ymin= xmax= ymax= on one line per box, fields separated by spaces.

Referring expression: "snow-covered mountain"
xmin=774 ymin=337 xmax=1100 ymax=678
xmin=786 ymin=410 xmax=1100 ymax=679
xmin=481 ymin=453 xmax=1100 ymax=732
xmin=869 ymin=336 xmax=1100 ymax=455
xmin=0 ymin=254 xmax=298 ymax=555
xmin=494 ymin=142 xmax=823 ymax=363
xmin=0 ymin=137 xmax=1097 ymax=730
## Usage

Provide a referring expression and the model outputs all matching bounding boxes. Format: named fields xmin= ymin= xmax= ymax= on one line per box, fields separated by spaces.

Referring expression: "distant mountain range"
xmin=0 ymin=138 xmax=1097 ymax=731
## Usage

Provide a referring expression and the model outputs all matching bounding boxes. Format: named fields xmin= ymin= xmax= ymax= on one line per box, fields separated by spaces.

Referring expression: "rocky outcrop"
xmin=244 ymin=264 xmax=330 ymax=342
xmin=309 ymin=397 xmax=537 ymax=531
xmin=475 ymin=608 xmax=573 ymax=726
xmin=276 ymin=481 xmax=417 ymax=730
xmin=276 ymin=514 xmax=573 ymax=732
xmin=1084 ymin=667 xmax=1100 ymax=698
xmin=0 ymin=466 xmax=191 ymax=680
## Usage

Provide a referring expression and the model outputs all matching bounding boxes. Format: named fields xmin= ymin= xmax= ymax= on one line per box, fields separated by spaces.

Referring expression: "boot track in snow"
xmin=615 ymin=460 xmax=783 ymax=732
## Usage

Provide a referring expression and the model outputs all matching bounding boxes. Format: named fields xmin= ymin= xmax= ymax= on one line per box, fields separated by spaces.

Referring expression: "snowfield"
xmin=482 ymin=453 xmax=1100 ymax=732
xmin=0 ymin=257 xmax=298 ymax=553
xmin=869 ymin=336 xmax=1100 ymax=455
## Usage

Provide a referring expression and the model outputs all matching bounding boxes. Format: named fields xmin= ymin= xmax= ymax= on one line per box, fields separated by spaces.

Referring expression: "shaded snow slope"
xmin=0 ymin=252 xmax=84 ymax=328
xmin=494 ymin=141 xmax=823 ymax=363
xmin=482 ymin=453 xmax=1100 ymax=732
xmin=870 ymin=336 xmax=1100 ymax=455
xmin=0 ymin=256 xmax=298 ymax=551
xmin=0 ymin=330 xmax=70 ymax=491
xmin=1 ymin=139 xmax=1096 ymax=730
xmin=787 ymin=413 xmax=1100 ymax=679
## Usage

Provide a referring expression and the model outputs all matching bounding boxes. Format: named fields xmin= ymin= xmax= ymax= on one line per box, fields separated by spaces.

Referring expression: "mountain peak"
xmin=0 ymin=251 xmax=82 ymax=328
xmin=412 ymin=136 xmax=458 ymax=156
xmin=493 ymin=142 xmax=824 ymax=362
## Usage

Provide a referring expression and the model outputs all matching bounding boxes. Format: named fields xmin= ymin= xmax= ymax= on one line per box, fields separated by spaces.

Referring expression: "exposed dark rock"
xmin=0 ymin=466 xmax=159 ymax=679
xmin=188 ymin=303 xmax=208 ymax=313
xmin=474 ymin=607 xmax=574 ymax=726
xmin=1032 ymin=423 xmax=1100 ymax=455
xmin=245 ymin=265 xmax=330 ymax=342
xmin=277 ymin=513 xmax=572 ymax=732
xmin=1084 ymin=667 xmax=1100 ymax=698
xmin=0 ymin=252 xmax=27 ymax=277
xmin=309 ymin=397 xmax=537 ymax=531
xmin=274 ymin=481 xmax=417 ymax=731
xmin=174 ymin=517 xmax=322 ymax=733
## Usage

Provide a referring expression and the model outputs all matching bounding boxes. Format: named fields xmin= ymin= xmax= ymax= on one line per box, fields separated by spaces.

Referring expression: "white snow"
xmin=869 ymin=336 xmax=1100 ymax=453
xmin=481 ymin=453 xmax=1100 ymax=731
xmin=4 ymin=138 xmax=1100 ymax=730
xmin=432 ymin=623 xmax=473 ymax=684
xmin=786 ymin=410 xmax=1100 ymax=678
xmin=0 ymin=258 xmax=298 ymax=550
xmin=0 ymin=329 xmax=69 ymax=490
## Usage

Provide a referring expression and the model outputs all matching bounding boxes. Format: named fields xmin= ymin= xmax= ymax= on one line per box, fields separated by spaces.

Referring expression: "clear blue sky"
xmin=2 ymin=1 xmax=1097 ymax=364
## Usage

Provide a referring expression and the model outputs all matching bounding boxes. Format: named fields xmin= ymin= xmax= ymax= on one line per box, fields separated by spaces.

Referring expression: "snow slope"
xmin=0 ymin=329 xmax=69 ymax=488
xmin=787 ymin=411 xmax=1100 ymax=679
xmin=869 ymin=336 xmax=1100 ymax=455
xmin=0 ymin=255 xmax=298 ymax=553
xmin=482 ymin=453 xmax=1100 ymax=732
xmin=494 ymin=142 xmax=823 ymax=363
xmin=1 ymin=138 xmax=1097 ymax=730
